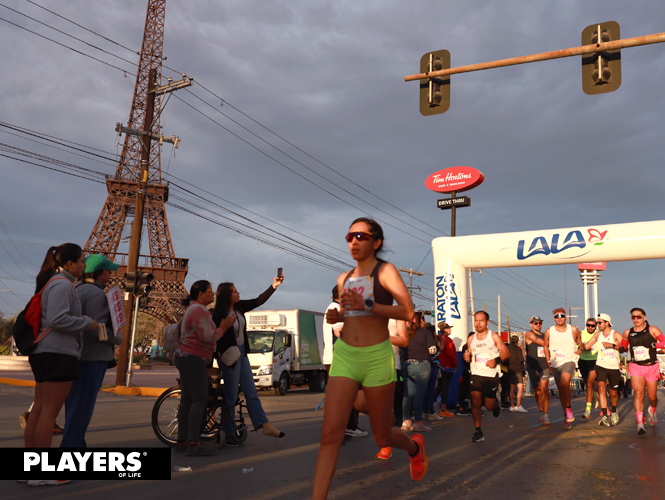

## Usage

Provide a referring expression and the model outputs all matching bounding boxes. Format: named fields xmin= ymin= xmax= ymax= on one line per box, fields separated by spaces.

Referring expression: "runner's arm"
xmin=543 ymin=329 xmax=551 ymax=365
xmin=650 ymin=325 xmax=665 ymax=348
xmin=584 ymin=331 xmax=600 ymax=351
xmin=572 ymin=326 xmax=583 ymax=355
xmin=390 ymin=320 xmax=409 ymax=348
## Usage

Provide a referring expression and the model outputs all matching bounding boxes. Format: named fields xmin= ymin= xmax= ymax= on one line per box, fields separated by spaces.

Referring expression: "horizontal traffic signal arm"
xmin=404 ymin=31 xmax=665 ymax=82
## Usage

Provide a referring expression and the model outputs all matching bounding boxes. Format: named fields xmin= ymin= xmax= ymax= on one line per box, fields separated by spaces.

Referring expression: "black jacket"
xmin=212 ymin=285 xmax=276 ymax=362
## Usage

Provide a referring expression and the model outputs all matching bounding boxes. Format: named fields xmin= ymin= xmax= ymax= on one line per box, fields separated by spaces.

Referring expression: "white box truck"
xmin=245 ymin=309 xmax=327 ymax=396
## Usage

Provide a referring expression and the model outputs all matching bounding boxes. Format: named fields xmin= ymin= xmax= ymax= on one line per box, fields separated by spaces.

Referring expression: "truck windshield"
xmin=247 ymin=331 xmax=275 ymax=353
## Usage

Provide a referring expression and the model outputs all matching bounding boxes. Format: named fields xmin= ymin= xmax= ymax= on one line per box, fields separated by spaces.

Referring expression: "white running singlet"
xmin=596 ymin=330 xmax=620 ymax=370
xmin=548 ymin=324 xmax=577 ymax=368
xmin=470 ymin=330 xmax=500 ymax=378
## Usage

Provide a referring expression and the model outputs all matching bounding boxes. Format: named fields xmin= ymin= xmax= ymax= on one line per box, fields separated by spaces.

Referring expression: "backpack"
xmin=162 ymin=318 xmax=184 ymax=357
xmin=12 ymin=277 xmax=71 ymax=356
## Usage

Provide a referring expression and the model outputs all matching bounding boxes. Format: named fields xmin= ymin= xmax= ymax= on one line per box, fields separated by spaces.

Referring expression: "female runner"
xmin=313 ymin=218 xmax=427 ymax=500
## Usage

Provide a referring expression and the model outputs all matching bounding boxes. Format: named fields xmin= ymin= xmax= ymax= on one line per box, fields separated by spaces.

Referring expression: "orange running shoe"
xmin=375 ymin=447 xmax=392 ymax=460
xmin=438 ymin=409 xmax=455 ymax=418
xmin=409 ymin=433 xmax=428 ymax=481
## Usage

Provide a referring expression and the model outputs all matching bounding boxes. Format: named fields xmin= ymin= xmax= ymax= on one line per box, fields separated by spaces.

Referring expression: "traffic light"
xmin=138 ymin=296 xmax=153 ymax=308
xmin=124 ymin=271 xmax=154 ymax=296
xmin=582 ymin=22 xmax=621 ymax=95
xmin=419 ymin=49 xmax=450 ymax=116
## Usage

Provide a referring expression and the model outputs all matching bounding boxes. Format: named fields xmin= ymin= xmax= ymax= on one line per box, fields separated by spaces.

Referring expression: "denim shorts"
xmin=329 ymin=338 xmax=396 ymax=387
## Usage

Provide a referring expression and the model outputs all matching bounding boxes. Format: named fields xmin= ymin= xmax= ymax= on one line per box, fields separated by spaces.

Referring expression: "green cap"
xmin=84 ymin=255 xmax=120 ymax=274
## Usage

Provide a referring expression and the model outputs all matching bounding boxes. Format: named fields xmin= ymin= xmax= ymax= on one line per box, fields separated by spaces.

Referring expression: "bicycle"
xmin=152 ymin=374 xmax=248 ymax=449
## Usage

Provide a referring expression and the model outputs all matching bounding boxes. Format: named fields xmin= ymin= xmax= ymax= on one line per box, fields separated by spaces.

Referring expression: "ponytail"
xmin=36 ymin=243 xmax=82 ymax=292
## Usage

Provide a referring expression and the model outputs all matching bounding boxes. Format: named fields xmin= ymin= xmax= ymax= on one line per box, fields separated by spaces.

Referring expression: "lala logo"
xmin=517 ymin=228 xmax=608 ymax=260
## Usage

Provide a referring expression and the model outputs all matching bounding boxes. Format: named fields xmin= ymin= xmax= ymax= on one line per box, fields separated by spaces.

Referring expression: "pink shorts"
xmin=628 ymin=363 xmax=661 ymax=382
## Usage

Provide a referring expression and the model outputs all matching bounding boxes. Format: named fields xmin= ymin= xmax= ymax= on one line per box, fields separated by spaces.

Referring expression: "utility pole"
xmin=507 ymin=314 xmax=511 ymax=338
xmin=498 ymin=295 xmax=501 ymax=337
xmin=399 ymin=267 xmax=424 ymax=306
xmin=115 ymin=69 xmax=192 ymax=386
xmin=467 ymin=269 xmax=481 ymax=316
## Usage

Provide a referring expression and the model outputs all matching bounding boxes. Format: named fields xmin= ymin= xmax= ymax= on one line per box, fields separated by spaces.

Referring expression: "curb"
xmin=0 ymin=377 xmax=167 ymax=397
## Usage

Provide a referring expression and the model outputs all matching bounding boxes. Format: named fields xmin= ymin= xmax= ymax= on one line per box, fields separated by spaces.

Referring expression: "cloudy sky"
xmin=1 ymin=0 xmax=664 ymax=333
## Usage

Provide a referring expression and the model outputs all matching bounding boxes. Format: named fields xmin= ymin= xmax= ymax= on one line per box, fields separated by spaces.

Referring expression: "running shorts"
xmin=628 ymin=362 xmax=660 ymax=382
xmin=595 ymin=365 xmax=620 ymax=389
xmin=551 ymin=361 xmax=575 ymax=384
xmin=526 ymin=365 xmax=550 ymax=386
xmin=508 ymin=370 xmax=523 ymax=385
xmin=329 ymin=338 xmax=396 ymax=387
xmin=29 ymin=352 xmax=78 ymax=383
xmin=578 ymin=358 xmax=596 ymax=380
xmin=469 ymin=374 xmax=499 ymax=399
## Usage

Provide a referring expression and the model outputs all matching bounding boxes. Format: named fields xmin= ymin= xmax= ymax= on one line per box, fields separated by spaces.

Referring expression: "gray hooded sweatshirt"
xmin=32 ymin=270 xmax=94 ymax=358
xmin=75 ymin=280 xmax=123 ymax=362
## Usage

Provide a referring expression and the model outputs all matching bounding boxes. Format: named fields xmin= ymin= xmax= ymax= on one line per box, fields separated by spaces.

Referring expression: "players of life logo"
xmin=517 ymin=228 xmax=608 ymax=261
xmin=435 ymin=273 xmax=461 ymax=324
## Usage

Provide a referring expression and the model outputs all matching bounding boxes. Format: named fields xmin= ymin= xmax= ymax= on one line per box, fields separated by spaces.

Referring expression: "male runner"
xmin=463 ymin=311 xmax=509 ymax=443
xmin=544 ymin=308 xmax=582 ymax=430
xmin=579 ymin=317 xmax=599 ymax=419
xmin=620 ymin=308 xmax=665 ymax=435
xmin=525 ymin=316 xmax=551 ymax=425
xmin=584 ymin=314 xmax=622 ymax=426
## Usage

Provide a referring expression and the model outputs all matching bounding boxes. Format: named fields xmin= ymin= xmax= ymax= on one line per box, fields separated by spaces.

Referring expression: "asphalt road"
xmin=0 ymin=383 xmax=663 ymax=500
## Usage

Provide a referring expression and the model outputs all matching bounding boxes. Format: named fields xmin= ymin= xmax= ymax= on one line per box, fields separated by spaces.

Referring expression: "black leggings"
xmin=434 ymin=371 xmax=454 ymax=409
xmin=174 ymin=354 xmax=209 ymax=443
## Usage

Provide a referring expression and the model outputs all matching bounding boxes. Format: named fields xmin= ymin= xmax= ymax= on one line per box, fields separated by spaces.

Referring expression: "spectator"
xmin=25 ymin=244 xmax=98 ymax=460
xmin=213 ymin=273 xmax=285 ymax=446
xmin=60 ymin=255 xmax=123 ymax=448
xmin=423 ymin=321 xmax=443 ymax=421
xmin=434 ymin=322 xmax=458 ymax=417
xmin=174 ymin=280 xmax=231 ymax=456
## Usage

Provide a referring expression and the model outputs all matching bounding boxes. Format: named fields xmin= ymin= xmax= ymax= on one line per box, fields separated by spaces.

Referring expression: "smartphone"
xmin=277 ymin=267 xmax=283 ymax=280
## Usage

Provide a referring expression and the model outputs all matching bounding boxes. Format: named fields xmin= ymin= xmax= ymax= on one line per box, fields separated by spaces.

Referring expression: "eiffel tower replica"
xmin=84 ymin=0 xmax=187 ymax=325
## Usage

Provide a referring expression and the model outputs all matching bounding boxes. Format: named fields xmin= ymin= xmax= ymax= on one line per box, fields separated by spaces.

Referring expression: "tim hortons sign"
xmin=425 ymin=166 xmax=484 ymax=193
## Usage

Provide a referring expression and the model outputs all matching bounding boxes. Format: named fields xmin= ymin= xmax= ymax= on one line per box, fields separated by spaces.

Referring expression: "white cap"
xmin=597 ymin=313 xmax=612 ymax=327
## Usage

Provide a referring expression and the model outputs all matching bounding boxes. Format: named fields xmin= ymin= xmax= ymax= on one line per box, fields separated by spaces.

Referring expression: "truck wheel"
xmin=274 ymin=372 xmax=289 ymax=396
xmin=309 ymin=371 xmax=326 ymax=392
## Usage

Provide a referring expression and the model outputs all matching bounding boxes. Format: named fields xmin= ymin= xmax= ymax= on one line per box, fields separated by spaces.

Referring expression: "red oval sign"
xmin=424 ymin=166 xmax=484 ymax=193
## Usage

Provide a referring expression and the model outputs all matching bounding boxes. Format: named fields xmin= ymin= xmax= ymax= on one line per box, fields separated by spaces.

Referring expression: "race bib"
xmin=537 ymin=346 xmax=545 ymax=358
xmin=633 ymin=346 xmax=650 ymax=362
xmin=343 ymin=276 xmax=374 ymax=317
xmin=552 ymin=349 xmax=566 ymax=362
xmin=474 ymin=353 xmax=491 ymax=365
xmin=600 ymin=349 xmax=618 ymax=362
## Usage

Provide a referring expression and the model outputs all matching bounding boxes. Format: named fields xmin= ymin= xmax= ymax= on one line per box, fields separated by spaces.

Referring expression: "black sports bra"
xmin=343 ymin=261 xmax=394 ymax=307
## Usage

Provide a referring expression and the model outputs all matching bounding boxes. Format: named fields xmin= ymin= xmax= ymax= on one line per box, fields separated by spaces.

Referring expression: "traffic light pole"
xmin=115 ymin=69 xmax=157 ymax=387
xmin=125 ymin=294 xmax=141 ymax=386
xmin=405 ymin=31 xmax=665 ymax=82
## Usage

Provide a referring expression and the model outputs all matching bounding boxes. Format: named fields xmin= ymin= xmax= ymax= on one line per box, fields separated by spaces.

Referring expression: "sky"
xmin=1 ymin=0 xmax=664 ymax=334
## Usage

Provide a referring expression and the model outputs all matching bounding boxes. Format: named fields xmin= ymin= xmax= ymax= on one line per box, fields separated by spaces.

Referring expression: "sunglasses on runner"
xmin=631 ymin=315 xmax=644 ymax=320
xmin=597 ymin=320 xmax=605 ymax=324
xmin=554 ymin=313 xmax=566 ymax=319
xmin=586 ymin=323 xmax=596 ymax=328
xmin=532 ymin=321 xmax=542 ymax=325
xmin=345 ymin=231 xmax=374 ymax=242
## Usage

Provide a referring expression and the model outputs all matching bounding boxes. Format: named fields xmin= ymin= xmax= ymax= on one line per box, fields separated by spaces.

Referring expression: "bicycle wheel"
xmin=152 ymin=386 xmax=181 ymax=446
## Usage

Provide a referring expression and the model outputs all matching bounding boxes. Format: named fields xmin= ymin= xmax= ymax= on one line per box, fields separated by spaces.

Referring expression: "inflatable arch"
xmin=432 ymin=220 xmax=665 ymax=350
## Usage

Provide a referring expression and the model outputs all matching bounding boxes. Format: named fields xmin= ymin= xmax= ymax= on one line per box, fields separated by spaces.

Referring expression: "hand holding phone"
xmin=277 ymin=267 xmax=283 ymax=281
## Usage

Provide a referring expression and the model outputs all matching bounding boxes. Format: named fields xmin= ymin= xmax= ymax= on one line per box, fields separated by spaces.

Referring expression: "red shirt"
xmin=438 ymin=334 xmax=458 ymax=369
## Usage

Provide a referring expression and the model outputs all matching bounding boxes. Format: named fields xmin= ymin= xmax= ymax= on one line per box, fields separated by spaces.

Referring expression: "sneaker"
xmin=492 ymin=404 xmax=501 ymax=418
xmin=409 ymin=433 xmax=428 ymax=481
xmin=542 ymin=413 xmax=551 ymax=425
xmin=647 ymin=408 xmax=658 ymax=427
xmin=598 ymin=416 xmax=610 ymax=427
xmin=514 ymin=406 xmax=528 ymax=413
xmin=471 ymin=429 xmax=484 ymax=442
xmin=19 ymin=411 xmax=29 ymax=430
xmin=438 ymin=409 xmax=454 ymax=418
xmin=185 ymin=442 xmax=215 ymax=456
xmin=173 ymin=441 xmax=187 ymax=453
xmin=346 ymin=427 xmax=368 ymax=437
xmin=412 ymin=422 xmax=432 ymax=432
xmin=565 ymin=408 xmax=575 ymax=423
xmin=610 ymin=412 xmax=619 ymax=426
xmin=28 ymin=480 xmax=70 ymax=487
xmin=563 ymin=419 xmax=572 ymax=430
xmin=428 ymin=413 xmax=443 ymax=421
xmin=593 ymin=391 xmax=599 ymax=409
xmin=456 ymin=408 xmax=470 ymax=416
xmin=401 ymin=420 xmax=413 ymax=431
xmin=583 ymin=409 xmax=591 ymax=420
xmin=509 ymin=406 xmax=516 ymax=412
xmin=225 ymin=435 xmax=241 ymax=447
xmin=637 ymin=422 xmax=647 ymax=435
xmin=375 ymin=447 xmax=392 ymax=460
xmin=53 ymin=423 xmax=63 ymax=435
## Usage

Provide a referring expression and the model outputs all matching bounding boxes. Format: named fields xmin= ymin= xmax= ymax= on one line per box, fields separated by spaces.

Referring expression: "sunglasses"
xmin=345 ymin=231 xmax=374 ymax=243
xmin=532 ymin=321 xmax=542 ymax=325
xmin=554 ymin=313 xmax=566 ymax=319
xmin=597 ymin=320 xmax=605 ymax=324
xmin=631 ymin=315 xmax=645 ymax=320
xmin=586 ymin=324 xmax=596 ymax=328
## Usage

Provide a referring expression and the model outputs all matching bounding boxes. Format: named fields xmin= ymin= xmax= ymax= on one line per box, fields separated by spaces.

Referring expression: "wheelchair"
xmin=151 ymin=374 xmax=248 ymax=449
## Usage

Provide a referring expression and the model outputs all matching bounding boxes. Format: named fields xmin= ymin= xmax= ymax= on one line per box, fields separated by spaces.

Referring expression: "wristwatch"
xmin=364 ymin=298 xmax=375 ymax=314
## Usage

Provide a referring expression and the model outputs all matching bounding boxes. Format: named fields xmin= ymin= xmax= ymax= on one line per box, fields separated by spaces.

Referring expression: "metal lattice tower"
xmin=84 ymin=0 xmax=187 ymax=324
